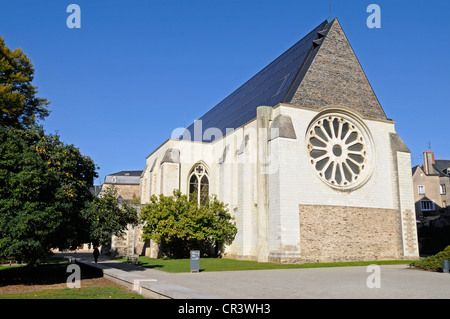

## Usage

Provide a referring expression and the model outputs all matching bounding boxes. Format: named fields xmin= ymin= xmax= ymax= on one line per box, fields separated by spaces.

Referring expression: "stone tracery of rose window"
xmin=306 ymin=112 xmax=372 ymax=190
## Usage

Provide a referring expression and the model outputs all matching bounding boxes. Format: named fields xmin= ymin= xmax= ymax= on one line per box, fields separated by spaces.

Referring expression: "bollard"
xmin=442 ymin=260 xmax=450 ymax=273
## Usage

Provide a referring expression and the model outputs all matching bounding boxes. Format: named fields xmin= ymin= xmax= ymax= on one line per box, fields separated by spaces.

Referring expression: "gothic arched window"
xmin=189 ymin=163 xmax=209 ymax=205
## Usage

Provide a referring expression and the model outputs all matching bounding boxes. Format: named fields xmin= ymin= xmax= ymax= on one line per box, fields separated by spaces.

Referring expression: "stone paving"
xmin=56 ymin=252 xmax=450 ymax=299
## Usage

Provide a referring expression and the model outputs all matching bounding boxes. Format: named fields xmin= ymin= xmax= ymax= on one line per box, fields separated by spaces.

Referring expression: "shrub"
xmin=411 ymin=245 xmax=450 ymax=272
xmin=140 ymin=190 xmax=237 ymax=258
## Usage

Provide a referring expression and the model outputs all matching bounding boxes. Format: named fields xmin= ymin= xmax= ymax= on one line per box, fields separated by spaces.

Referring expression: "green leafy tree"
xmin=140 ymin=190 xmax=237 ymax=258
xmin=82 ymin=185 xmax=139 ymax=247
xmin=0 ymin=34 xmax=121 ymax=266
xmin=0 ymin=36 xmax=50 ymax=129
xmin=0 ymin=126 xmax=97 ymax=264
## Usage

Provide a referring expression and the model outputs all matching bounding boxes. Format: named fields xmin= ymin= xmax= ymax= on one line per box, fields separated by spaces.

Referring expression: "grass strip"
xmin=118 ymin=256 xmax=415 ymax=273
xmin=0 ymin=286 xmax=145 ymax=299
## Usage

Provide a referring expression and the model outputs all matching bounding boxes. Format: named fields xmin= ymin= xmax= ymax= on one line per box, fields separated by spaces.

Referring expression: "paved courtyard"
xmin=163 ymin=264 xmax=450 ymax=299
xmin=57 ymin=252 xmax=450 ymax=299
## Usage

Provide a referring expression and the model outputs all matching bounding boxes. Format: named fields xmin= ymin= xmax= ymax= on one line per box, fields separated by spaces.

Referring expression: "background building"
xmin=101 ymin=170 xmax=142 ymax=203
xmin=412 ymin=151 xmax=450 ymax=219
xmin=412 ymin=151 xmax=450 ymax=253
xmin=99 ymin=170 xmax=144 ymax=257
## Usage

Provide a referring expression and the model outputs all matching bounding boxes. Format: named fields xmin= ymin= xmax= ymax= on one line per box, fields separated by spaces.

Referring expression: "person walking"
xmin=93 ymin=247 xmax=100 ymax=263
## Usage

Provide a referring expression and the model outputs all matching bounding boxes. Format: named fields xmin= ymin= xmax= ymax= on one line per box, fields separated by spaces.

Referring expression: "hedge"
xmin=411 ymin=245 xmax=450 ymax=272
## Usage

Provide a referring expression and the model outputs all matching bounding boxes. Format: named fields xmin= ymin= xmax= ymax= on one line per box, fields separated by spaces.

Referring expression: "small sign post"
xmin=190 ymin=250 xmax=200 ymax=273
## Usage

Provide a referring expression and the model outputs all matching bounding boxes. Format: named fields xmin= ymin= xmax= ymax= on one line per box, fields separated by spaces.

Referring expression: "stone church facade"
xmin=139 ymin=18 xmax=419 ymax=263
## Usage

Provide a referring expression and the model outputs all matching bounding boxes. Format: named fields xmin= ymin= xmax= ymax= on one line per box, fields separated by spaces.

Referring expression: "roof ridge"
xmin=283 ymin=19 xmax=331 ymax=103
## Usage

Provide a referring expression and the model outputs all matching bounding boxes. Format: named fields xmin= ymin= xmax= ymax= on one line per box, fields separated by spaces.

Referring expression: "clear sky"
xmin=1 ymin=0 xmax=449 ymax=185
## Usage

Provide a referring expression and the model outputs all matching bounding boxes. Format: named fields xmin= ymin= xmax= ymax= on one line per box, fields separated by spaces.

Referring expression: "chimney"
xmin=423 ymin=150 xmax=436 ymax=175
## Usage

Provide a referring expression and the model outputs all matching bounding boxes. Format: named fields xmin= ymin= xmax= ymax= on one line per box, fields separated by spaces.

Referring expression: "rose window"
xmin=306 ymin=113 xmax=372 ymax=190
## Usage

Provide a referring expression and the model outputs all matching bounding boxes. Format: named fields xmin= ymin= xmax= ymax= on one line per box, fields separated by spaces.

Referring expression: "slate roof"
xmin=435 ymin=160 xmax=450 ymax=176
xmin=104 ymin=170 xmax=143 ymax=185
xmin=412 ymin=160 xmax=450 ymax=177
xmin=412 ymin=165 xmax=422 ymax=175
xmin=184 ymin=19 xmax=330 ymax=142
xmin=109 ymin=170 xmax=143 ymax=176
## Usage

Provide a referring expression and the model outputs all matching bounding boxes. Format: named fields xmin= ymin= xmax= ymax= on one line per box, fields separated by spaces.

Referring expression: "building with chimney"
xmin=412 ymin=151 xmax=450 ymax=220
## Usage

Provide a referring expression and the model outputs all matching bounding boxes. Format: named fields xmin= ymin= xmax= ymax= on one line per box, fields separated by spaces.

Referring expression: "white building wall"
xmin=280 ymin=105 xmax=398 ymax=210
xmin=397 ymin=151 xmax=420 ymax=257
xmin=160 ymin=162 xmax=179 ymax=196
xmin=139 ymin=103 xmax=418 ymax=261
xmin=270 ymin=137 xmax=302 ymax=260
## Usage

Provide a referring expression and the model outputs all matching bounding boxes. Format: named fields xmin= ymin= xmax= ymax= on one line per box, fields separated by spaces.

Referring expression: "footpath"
xmin=58 ymin=252 xmax=221 ymax=299
xmin=57 ymin=252 xmax=450 ymax=299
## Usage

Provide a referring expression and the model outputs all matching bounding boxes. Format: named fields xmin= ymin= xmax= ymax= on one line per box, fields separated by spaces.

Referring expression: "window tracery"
xmin=189 ymin=163 xmax=209 ymax=205
xmin=306 ymin=111 xmax=373 ymax=191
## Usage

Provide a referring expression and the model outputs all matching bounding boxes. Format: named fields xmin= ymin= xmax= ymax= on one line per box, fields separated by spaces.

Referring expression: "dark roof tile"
xmin=184 ymin=20 xmax=329 ymax=142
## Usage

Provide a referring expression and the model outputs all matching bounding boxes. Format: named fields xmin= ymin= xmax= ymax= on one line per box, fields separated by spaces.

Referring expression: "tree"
xmin=0 ymin=35 xmax=106 ymax=266
xmin=0 ymin=126 xmax=97 ymax=264
xmin=140 ymin=190 xmax=237 ymax=258
xmin=82 ymin=185 xmax=139 ymax=247
xmin=0 ymin=36 xmax=50 ymax=129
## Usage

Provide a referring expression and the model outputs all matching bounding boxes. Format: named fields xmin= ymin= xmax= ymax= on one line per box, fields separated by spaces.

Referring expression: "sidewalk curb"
xmin=72 ymin=258 xmax=222 ymax=299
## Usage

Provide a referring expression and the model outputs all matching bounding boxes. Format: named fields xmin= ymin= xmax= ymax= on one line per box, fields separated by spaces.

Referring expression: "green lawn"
xmin=0 ymin=286 xmax=145 ymax=299
xmin=0 ymin=265 xmax=24 ymax=271
xmin=119 ymin=256 xmax=415 ymax=273
xmin=0 ymin=262 xmax=144 ymax=299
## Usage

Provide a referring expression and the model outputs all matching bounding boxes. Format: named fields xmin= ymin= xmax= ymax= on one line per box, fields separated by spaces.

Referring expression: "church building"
xmin=140 ymin=18 xmax=419 ymax=263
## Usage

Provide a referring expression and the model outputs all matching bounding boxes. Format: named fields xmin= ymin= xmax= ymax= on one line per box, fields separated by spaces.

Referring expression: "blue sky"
xmin=1 ymin=0 xmax=449 ymax=184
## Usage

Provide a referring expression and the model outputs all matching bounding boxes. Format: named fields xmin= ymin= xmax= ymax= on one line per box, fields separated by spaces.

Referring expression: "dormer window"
xmin=420 ymin=200 xmax=435 ymax=211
